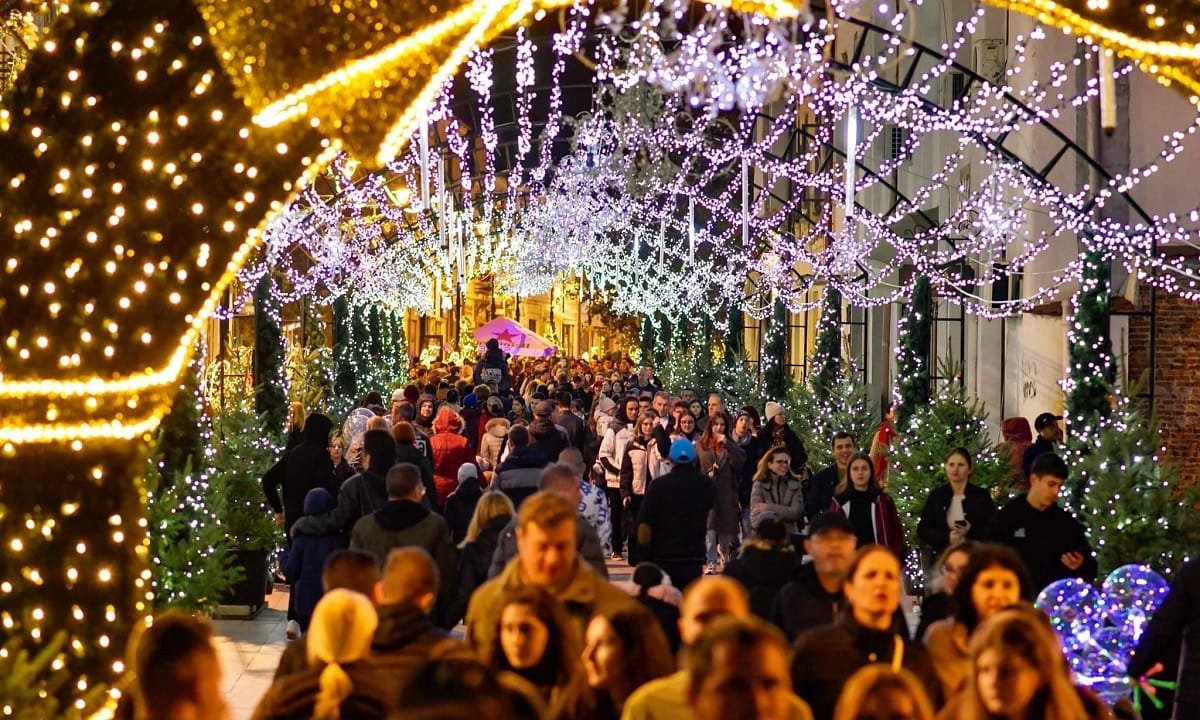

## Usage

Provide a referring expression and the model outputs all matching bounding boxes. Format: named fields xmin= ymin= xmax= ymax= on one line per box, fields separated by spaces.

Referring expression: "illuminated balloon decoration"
xmin=1036 ymin=565 xmax=1172 ymax=703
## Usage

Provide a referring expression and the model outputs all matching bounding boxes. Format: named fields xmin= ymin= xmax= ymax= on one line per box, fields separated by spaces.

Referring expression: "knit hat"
xmin=668 ymin=438 xmax=697 ymax=464
xmin=457 ymin=463 xmax=478 ymax=484
xmin=462 ymin=393 xmax=479 ymax=409
xmin=391 ymin=389 xmax=406 ymax=404
xmin=402 ymin=385 xmax=420 ymax=404
xmin=764 ymin=401 xmax=785 ymax=423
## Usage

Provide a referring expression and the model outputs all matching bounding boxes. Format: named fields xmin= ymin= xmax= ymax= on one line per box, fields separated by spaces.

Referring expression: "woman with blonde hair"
xmin=446 ymin=491 xmax=516 ymax=626
xmin=833 ymin=665 xmax=936 ymax=720
xmin=250 ymin=589 xmax=389 ymax=720
xmin=749 ymin=446 xmax=805 ymax=535
xmin=938 ymin=605 xmax=1105 ymax=720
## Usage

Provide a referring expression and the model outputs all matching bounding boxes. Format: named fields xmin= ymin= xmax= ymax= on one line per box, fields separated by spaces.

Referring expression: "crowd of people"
xmin=126 ymin=342 xmax=1195 ymax=720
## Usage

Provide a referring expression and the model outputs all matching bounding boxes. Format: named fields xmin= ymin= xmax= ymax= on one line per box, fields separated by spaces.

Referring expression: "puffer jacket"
xmin=598 ymin=414 xmax=635 ymax=490
xmin=749 ymin=473 xmax=805 ymax=534
xmin=619 ymin=436 xmax=655 ymax=498
xmin=430 ymin=407 xmax=475 ymax=508
xmin=478 ymin=417 xmax=510 ymax=470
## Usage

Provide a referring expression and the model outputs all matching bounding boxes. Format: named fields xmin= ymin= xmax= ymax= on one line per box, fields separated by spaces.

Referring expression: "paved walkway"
xmin=216 ymin=556 xmax=634 ymax=719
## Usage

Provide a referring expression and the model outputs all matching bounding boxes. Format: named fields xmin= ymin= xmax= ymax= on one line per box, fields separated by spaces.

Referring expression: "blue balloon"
xmin=1035 ymin=578 xmax=1105 ymax=655
xmin=1103 ymin=564 xmax=1170 ymax=639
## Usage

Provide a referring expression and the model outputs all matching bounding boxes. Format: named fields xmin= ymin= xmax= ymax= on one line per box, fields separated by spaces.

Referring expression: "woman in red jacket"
xmin=430 ymin=406 xmax=476 ymax=511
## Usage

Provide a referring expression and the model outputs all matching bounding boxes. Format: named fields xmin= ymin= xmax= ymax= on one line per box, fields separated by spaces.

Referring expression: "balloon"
xmin=1036 ymin=578 xmax=1105 ymax=654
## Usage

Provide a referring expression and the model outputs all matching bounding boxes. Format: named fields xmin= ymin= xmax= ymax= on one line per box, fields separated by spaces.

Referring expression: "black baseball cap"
xmin=1034 ymin=412 xmax=1063 ymax=431
xmin=807 ymin=512 xmax=855 ymax=537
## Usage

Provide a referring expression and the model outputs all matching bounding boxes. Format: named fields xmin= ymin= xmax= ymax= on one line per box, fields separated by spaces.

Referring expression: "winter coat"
xmin=447 ymin=514 xmax=511 ymax=627
xmin=768 ymin=563 xmax=849 ymax=642
xmin=757 ymin=422 xmax=808 ymax=472
xmin=394 ymin=442 xmax=436 ymax=509
xmin=249 ymin=660 xmax=391 ymax=720
xmin=805 ymin=465 xmax=841 ymax=524
xmin=487 ymin=511 xmax=608 ymax=580
xmin=598 ymin=414 xmax=636 ymax=489
xmin=750 ymin=472 xmax=805 ymax=534
xmin=987 ymin=494 xmax=1097 ymax=592
xmin=553 ymin=408 xmax=587 ymax=452
xmin=916 ymin=482 xmax=997 ymax=555
xmin=579 ymin=479 xmax=612 ymax=550
xmin=923 ymin=619 xmax=971 ymax=701
xmin=998 ymin=417 xmax=1033 ymax=489
xmin=734 ymin=432 xmax=764 ymax=509
xmin=371 ymin=602 xmax=469 ymax=688
xmin=473 ymin=348 xmax=511 ymax=392
xmin=282 ymin=489 xmax=349 ymax=630
xmin=723 ymin=541 xmax=801 ymax=620
xmin=619 ymin=436 xmax=655 ymax=499
xmin=637 ymin=464 xmax=715 ymax=564
xmin=828 ymin=487 xmax=906 ymax=558
xmin=696 ymin=441 xmax=745 ymax=536
xmin=460 ymin=405 xmax=483 ymax=454
xmin=292 ymin=467 xmax=388 ymax=537
xmin=489 ymin=445 xmax=549 ymax=509
xmin=430 ymin=407 xmax=476 ymax=507
xmin=478 ymin=417 xmax=510 ymax=470
xmin=443 ymin=478 xmax=482 ymax=545
xmin=466 ymin=551 xmax=640 ymax=655
xmin=350 ymin=499 xmax=458 ymax=627
xmin=261 ymin=413 xmax=337 ymax=537
xmin=529 ymin=416 xmax=569 ymax=463
xmin=791 ymin=616 xmax=941 ymax=720
xmin=1129 ymin=556 xmax=1200 ymax=707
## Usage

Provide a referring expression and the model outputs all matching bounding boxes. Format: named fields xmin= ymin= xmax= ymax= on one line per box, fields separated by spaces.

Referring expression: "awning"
xmin=473 ymin=316 xmax=558 ymax=358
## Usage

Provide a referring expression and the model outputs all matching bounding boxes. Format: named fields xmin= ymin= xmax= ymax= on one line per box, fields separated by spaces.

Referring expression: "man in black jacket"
xmin=1129 ymin=555 xmax=1199 ymax=719
xmin=637 ymin=438 xmax=715 ymax=591
xmin=768 ymin=512 xmax=858 ymax=641
xmin=371 ymin=547 xmax=469 ymax=677
xmin=262 ymin=412 xmax=338 ymax=633
xmin=988 ymin=452 xmax=1097 ymax=593
xmin=803 ymin=431 xmax=855 ymax=523
xmin=1021 ymin=411 xmax=1062 ymax=480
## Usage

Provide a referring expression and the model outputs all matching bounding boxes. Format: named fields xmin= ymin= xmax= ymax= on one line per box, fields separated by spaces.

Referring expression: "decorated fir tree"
xmin=1073 ymin=385 xmax=1200 ymax=577
xmin=253 ymin=273 xmax=289 ymax=437
xmin=0 ymin=627 xmax=108 ymax=720
xmin=810 ymin=286 xmax=843 ymax=406
xmin=890 ymin=362 xmax=1007 ymax=548
xmin=147 ymin=365 xmax=240 ymax=611
xmin=209 ymin=391 xmax=282 ymax=554
xmin=786 ymin=365 xmax=876 ymax=472
xmin=895 ymin=275 xmax=932 ymax=426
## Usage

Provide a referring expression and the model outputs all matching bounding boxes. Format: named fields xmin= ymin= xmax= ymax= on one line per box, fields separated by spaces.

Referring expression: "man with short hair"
xmin=637 ymin=439 xmax=715 ymax=591
xmin=767 ymin=513 xmax=859 ymax=641
xmin=1021 ymin=411 xmax=1063 ymax=480
xmin=467 ymin=491 xmax=635 ymax=653
xmin=488 ymin=463 xmax=608 ymax=578
xmin=681 ymin=387 xmax=697 ymax=405
xmin=651 ymin=392 xmax=671 ymax=427
xmin=687 ymin=616 xmax=811 ymax=720
xmin=698 ymin=393 xmax=726 ymax=433
xmin=803 ymin=432 xmax=856 ymax=523
xmin=131 ymin=611 xmax=228 ymax=720
xmin=489 ymin=424 xmax=550 ymax=509
xmin=350 ymin=463 xmax=457 ymax=625
xmin=371 ymin=547 xmax=468 ymax=684
xmin=620 ymin=577 xmax=752 ymax=720
xmin=553 ymin=390 xmax=587 ymax=452
xmin=529 ymin=399 xmax=570 ymax=461
xmin=273 ymin=549 xmax=381 ymax=680
xmin=988 ymin=452 xmax=1097 ymax=592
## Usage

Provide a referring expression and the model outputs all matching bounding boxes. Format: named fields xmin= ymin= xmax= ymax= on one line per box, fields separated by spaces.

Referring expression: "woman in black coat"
xmin=447 ymin=491 xmax=515 ymax=626
xmin=916 ymin=447 xmax=997 ymax=560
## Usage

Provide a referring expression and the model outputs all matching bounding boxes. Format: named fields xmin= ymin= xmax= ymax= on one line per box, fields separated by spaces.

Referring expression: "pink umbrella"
xmin=473 ymin=316 xmax=558 ymax=358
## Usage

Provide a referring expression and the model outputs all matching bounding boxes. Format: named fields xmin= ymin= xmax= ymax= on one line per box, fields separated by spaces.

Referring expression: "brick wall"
xmin=1128 ymin=290 xmax=1200 ymax=487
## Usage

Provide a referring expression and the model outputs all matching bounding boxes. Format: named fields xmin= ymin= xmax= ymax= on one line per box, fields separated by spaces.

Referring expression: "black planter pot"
xmin=222 ymin=548 xmax=269 ymax=612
